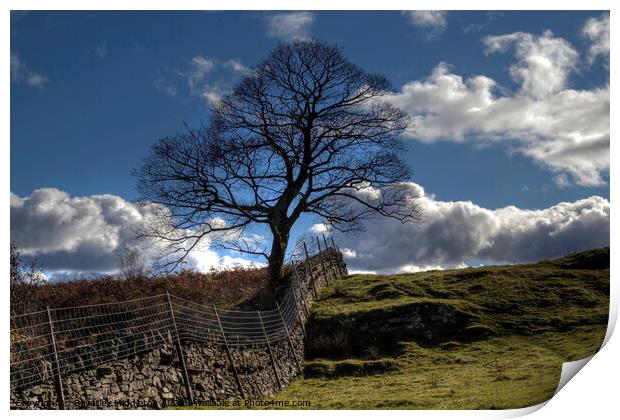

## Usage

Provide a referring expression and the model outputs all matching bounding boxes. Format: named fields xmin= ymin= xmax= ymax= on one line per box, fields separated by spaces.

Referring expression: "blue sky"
xmin=10 ymin=11 xmax=610 ymax=276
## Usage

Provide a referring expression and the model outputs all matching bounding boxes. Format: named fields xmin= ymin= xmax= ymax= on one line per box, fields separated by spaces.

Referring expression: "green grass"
xmin=187 ymin=248 xmax=609 ymax=410
xmin=274 ymin=326 xmax=605 ymax=409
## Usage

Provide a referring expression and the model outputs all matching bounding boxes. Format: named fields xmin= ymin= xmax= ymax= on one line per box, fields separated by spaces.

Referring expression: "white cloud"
xmin=174 ymin=56 xmax=249 ymax=105
xmin=10 ymin=188 xmax=253 ymax=276
xmin=10 ymin=52 xmax=48 ymax=88
xmin=581 ymin=13 xmax=610 ymax=64
xmin=402 ymin=11 xmax=447 ymax=39
xmin=340 ymin=248 xmax=357 ymax=259
xmin=310 ymin=223 xmax=329 ymax=234
xmin=388 ymin=29 xmax=609 ymax=186
xmin=184 ymin=56 xmax=217 ymax=94
xmin=484 ymin=30 xmax=578 ymax=99
xmin=265 ymin=12 xmax=315 ymax=41
xmin=187 ymin=251 xmax=259 ymax=272
xmin=198 ymin=85 xmax=228 ymax=105
xmin=223 ymin=59 xmax=250 ymax=74
xmin=318 ymin=183 xmax=609 ymax=273
xmin=348 ymin=269 xmax=377 ymax=275
xmin=553 ymin=174 xmax=571 ymax=188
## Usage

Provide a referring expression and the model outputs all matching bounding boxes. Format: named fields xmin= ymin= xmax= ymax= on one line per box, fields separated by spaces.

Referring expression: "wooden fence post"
xmin=298 ymin=283 xmax=310 ymax=318
xmin=292 ymin=263 xmax=310 ymax=318
xmin=303 ymin=242 xmax=318 ymax=298
xmin=166 ymin=292 xmax=194 ymax=405
xmin=316 ymin=236 xmax=329 ymax=286
xmin=294 ymin=294 xmax=308 ymax=347
xmin=332 ymin=238 xmax=347 ymax=276
xmin=330 ymin=237 xmax=339 ymax=276
xmin=213 ymin=305 xmax=246 ymax=399
xmin=330 ymin=237 xmax=343 ymax=276
xmin=45 ymin=306 xmax=65 ymax=410
xmin=322 ymin=233 xmax=338 ymax=280
xmin=258 ymin=311 xmax=282 ymax=390
xmin=290 ymin=279 xmax=308 ymax=343
xmin=277 ymin=303 xmax=302 ymax=374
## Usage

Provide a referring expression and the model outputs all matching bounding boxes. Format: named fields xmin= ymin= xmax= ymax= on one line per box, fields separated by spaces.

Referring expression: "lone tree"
xmin=136 ymin=40 xmax=421 ymax=283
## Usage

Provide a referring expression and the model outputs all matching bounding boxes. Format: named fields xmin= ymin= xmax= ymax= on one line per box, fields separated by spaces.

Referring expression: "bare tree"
xmin=135 ymin=40 xmax=422 ymax=283
xmin=116 ymin=245 xmax=148 ymax=279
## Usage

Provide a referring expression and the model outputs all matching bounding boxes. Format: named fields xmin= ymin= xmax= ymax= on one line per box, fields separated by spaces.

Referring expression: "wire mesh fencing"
xmin=10 ymin=240 xmax=347 ymax=401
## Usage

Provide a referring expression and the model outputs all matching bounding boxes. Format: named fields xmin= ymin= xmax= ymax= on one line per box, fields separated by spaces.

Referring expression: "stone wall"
xmin=10 ymin=248 xmax=347 ymax=410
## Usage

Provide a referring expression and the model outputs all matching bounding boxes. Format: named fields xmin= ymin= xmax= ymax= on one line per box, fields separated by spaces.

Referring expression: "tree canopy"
xmin=135 ymin=40 xmax=421 ymax=282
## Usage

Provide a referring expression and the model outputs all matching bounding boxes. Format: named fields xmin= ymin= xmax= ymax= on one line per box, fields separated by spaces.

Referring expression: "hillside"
xmin=270 ymin=248 xmax=610 ymax=409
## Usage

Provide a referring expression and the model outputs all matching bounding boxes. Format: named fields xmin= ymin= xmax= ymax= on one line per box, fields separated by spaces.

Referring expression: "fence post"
xmin=322 ymin=233 xmax=339 ymax=280
xmin=292 ymin=263 xmax=311 ymax=318
xmin=166 ymin=292 xmax=194 ymax=405
xmin=303 ymin=242 xmax=318 ymax=298
xmin=332 ymin=238 xmax=347 ymax=276
xmin=316 ymin=236 xmax=329 ymax=286
xmin=330 ymin=237 xmax=339 ymax=276
xmin=213 ymin=305 xmax=246 ymax=399
xmin=329 ymin=236 xmax=342 ymax=276
xmin=45 ymin=306 xmax=65 ymax=410
xmin=298 ymin=283 xmax=310 ymax=318
xmin=258 ymin=310 xmax=282 ymax=390
xmin=291 ymin=282 xmax=308 ymax=342
xmin=277 ymin=303 xmax=302 ymax=374
xmin=295 ymin=296 xmax=309 ymax=347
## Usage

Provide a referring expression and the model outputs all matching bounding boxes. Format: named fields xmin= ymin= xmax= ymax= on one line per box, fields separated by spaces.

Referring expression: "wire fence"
xmin=10 ymin=237 xmax=347 ymax=400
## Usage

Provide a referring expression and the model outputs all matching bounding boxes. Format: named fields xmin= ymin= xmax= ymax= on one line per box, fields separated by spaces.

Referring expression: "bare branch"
xmin=135 ymin=40 xmax=422 ymax=282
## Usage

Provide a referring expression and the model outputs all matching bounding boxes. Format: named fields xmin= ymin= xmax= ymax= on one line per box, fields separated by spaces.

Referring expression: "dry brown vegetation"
xmin=10 ymin=265 xmax=287 ymax=315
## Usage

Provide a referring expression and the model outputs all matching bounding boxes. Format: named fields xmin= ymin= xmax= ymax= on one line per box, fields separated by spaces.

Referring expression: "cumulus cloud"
xmin=10 ymin=189 xmax=254 ymax=276
xmin=10 ymin=52 xmax=48 ymax=88
xmin=402 ymin=11 xmax=447 ymax=39
xmin=581 ymin=13 xmax=610 ymax=64
xmin=265 ymin=12 xmax=315 ymax=41
xmin=483 ymin=30 xmax=578 ymax=99
xmin=187 ymin=251 xmax=259 ymax=273
xmin=317 ymin=183 xmax=609 ymax=273
xmin=388 ymin=29 xmax=609 ymax=186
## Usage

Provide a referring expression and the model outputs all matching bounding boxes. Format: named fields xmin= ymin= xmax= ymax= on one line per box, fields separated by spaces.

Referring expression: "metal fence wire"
xmin=10 ymin=242 xmax=345 ymax=393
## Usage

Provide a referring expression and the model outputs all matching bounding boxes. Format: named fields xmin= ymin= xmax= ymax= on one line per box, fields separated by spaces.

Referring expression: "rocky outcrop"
xmin=306 ymin=302 xmax=474 ymax=358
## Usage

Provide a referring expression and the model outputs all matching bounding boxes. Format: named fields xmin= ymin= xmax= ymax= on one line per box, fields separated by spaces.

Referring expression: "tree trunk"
xmin=267 ymin=223 xmax=289 ymax=284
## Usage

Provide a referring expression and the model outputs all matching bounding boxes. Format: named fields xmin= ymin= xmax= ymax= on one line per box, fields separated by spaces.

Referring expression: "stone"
xmin=143 ymin=388 xmax=158 ymax=398
xmin=10 ymin=251 xmax=343 ymax=409
xmin=159 ymin=348 xmax=175 ymax=365
xmin=96 ymin=366 xmax=113 ymax=378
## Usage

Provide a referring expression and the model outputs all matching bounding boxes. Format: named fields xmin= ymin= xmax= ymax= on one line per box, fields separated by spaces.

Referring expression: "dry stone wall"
xmin=10 ymin=248 xmax=347 ymax=410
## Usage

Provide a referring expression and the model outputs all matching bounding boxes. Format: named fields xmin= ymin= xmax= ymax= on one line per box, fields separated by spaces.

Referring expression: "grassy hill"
xmin=270 ymin=247 xmax=609 ymax=409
